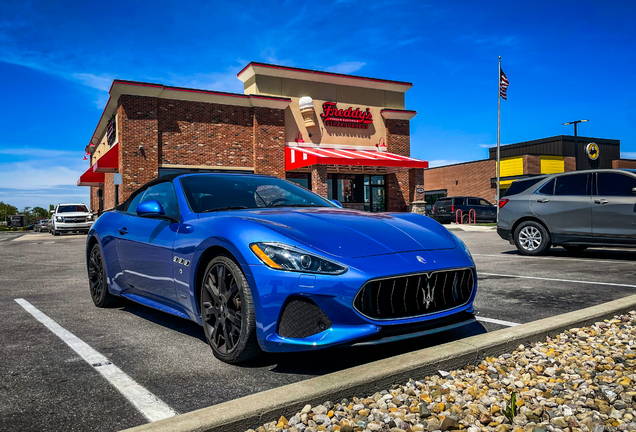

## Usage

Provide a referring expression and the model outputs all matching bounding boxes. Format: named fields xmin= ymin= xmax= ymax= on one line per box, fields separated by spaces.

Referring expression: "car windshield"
xmin=180 ymin=174 xmax=335 ymax=213
xmin=58 ymin=205 xmax=88 ymax=213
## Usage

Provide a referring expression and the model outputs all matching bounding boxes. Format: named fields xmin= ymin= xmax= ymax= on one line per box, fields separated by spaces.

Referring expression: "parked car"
xmin=51 ymin=203 xmax=94 ymax=235
xmin=34 ymin=219 xmax=49 ymax=232
xmin=431 ymin=196 xmax=497 ymax=224
xmin=86 ymin=173 xmax=477 ymax=364
xmin=497 ymin=169 xmax=636 ymax=255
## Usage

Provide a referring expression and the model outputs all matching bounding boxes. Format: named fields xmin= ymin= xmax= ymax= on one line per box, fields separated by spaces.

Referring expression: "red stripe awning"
xmin=285 ymin=147 xmax=428 ymax=171
xmin=77 ymin=164 xmax=105 ymax=187
xmin=94 ymin=143 xmax=119 ymax=173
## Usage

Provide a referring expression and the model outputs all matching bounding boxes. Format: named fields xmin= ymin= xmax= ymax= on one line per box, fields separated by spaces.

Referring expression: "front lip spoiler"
xmin=348 ymin=313 xmax=476 ymax=347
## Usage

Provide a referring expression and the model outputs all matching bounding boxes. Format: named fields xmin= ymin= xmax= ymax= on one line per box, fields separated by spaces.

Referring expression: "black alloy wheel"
xmin=200 ymin=255 xmax=259 ymax=364
xmin=462 ymin=214 xmax=470 ymax=225
xmin=88 ymin=244 xmax=119 ymax=307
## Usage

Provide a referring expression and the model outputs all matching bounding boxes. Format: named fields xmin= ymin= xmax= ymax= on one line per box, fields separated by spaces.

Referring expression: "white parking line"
xmin=478 ymin=272 xmax=636 ymax=288
xmin=14 ymin=298 xmax=177 ymax=422
xmin=476 ymin=316 xmax=520 ymax=327
xmin=473 ymin=253 xmax=636 ymax=265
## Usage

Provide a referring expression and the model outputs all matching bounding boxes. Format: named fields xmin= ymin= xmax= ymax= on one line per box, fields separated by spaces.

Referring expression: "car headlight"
xmin=450 ymin=232 xmax=473 ymax=261
xmin=250 ymin=242 xmax=348 ymax=275
xmin=55 ymin=216 xmax=63 ymax=222
xmin=87 ymin=214 xmax=93 ymax=221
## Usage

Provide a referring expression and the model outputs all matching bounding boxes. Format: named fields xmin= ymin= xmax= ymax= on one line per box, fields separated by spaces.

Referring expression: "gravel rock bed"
xmin=246 ymin=312 xmax=636 ymax=432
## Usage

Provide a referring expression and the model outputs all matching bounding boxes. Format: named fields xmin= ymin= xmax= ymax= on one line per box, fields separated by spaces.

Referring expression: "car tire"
xmin=514 ymin=221 xmax=551 ymax=256
xmin=200 ymin=255 xmax=260 ymax=364
xmin=54 ymin=230 xmax=60 ymax=236
xmin=462 ymin=215 xmax=469 ymax=225
xmin=563 ymin=245 xmax=588 ymax=253
xmin=88 ymin=244 xmax=119 ymax=307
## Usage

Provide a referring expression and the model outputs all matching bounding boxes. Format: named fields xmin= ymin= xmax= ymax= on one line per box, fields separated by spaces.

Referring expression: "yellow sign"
xmin=586 ymin=142 xmax=599 ymax=161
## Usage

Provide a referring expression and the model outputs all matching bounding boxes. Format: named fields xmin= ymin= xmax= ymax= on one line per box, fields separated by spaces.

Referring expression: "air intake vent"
xmin=353 ymin=268 xmax=475 ymax=320
xmin=278 ymin=297 xmax=332 ymax=339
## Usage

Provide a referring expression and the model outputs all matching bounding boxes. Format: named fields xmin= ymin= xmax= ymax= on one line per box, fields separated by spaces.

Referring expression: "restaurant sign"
xmin=320 ymin=102 xmax=373 ymax=129
xmin=107 ymin=115 xmax=116 ymax=145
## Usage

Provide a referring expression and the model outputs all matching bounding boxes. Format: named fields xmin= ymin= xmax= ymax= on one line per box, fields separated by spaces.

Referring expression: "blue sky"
xmin=1 ymin=0 xmax=634 ymax=209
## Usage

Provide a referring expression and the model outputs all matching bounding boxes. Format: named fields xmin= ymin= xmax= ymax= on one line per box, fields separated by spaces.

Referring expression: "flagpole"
xmin=496 ymin=56 xmax=501 ymax=222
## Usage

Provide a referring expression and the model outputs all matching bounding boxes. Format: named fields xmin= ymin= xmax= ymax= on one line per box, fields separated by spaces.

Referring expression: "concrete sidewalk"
xmin=447 ymin=223 xmax=497 ymax=232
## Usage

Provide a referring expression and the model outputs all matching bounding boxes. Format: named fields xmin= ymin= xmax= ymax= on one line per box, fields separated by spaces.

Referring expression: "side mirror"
xmin=331 ymin=199 xmax=343 ymax=208
xmin=136 ymin=200 xmax=165 ymax=218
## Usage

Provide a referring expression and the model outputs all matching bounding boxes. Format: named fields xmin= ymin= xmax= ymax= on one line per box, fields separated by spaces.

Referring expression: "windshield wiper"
xmin=201 ymin=206 xmax=249 ymax=213
xmin=270 ymin=203 xmax=325 ymax=208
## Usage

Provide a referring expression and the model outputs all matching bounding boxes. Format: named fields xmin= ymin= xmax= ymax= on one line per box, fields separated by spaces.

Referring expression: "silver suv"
xmin=497 ymin=169 xmax=636 ymax=255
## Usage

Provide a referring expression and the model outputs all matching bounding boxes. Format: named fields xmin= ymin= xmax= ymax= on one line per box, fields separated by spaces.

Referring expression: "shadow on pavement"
xmin=500 ymin=247 xmax=636 ymax=261
xmin=256 ymin=319 xmax=487 ymax=376
xmin=116 ymin=299 xmax=487 ymax=377
xmin=119 ymin=300 xmax=208 ymax=344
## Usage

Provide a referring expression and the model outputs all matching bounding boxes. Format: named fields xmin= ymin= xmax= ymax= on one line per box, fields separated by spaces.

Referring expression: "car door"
xmin=478 ymin=198 xmax=497 ymax=222
xmin=115 ymin=181 xmax=180 ymax=302
xmin=592 ymin=172 xmax=636 ymax=244
xmin=530 ymin=173 xmax=592 ymax=241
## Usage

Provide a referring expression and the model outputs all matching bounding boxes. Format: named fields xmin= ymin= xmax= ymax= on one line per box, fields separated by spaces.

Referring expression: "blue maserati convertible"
xmin=86 ymin=173 xmax=477 ymax=364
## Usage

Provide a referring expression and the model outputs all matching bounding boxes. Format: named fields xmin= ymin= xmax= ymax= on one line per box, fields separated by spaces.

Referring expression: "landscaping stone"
xmin=246 ymin=312 xmax=636 ymax=432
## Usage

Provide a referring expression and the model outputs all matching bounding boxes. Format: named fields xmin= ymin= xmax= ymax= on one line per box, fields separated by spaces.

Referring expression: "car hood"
xmin=56 ymin=212 xmax=90 ymax=217
xmin=229 ymin=207 xmax=456 ymax=258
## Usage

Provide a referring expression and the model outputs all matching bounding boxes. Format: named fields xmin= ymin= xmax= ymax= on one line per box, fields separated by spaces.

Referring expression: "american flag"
xmin=499 ymin=68 xmax=509 ymax=100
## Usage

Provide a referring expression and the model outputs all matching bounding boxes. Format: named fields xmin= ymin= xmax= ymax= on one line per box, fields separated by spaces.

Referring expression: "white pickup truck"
xmin=50 ymin=203 xmax=95 ymax=236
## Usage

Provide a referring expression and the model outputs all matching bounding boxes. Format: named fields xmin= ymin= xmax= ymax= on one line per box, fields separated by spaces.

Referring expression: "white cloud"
xmin=479 ymin=144 xmax=496 ymax=148
xmin=428 ymin=159 xmax=466 ymax=168
xmin=71 ymin=73 xmax=114 ymax=92
xmin=0 ymin=147 xmax=90 ymax=208
xmin=0 ymin=162 xmax=84 ymax=189
xmin=326 ymin=61 xmax=366 ymax=74
xmin=621 ymin=152 xmax=636 ymax=159
xmin=167 ymin=70 xmax=244 ymax=94
xmin=0 ymin=148 xmax=78 ymax=157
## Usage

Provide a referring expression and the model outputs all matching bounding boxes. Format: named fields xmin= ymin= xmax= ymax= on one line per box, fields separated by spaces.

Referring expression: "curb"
xmin=121 ymin=294 xmax=636 ymax=432
xmin=448 ymin=225 xmax=497 ymax=232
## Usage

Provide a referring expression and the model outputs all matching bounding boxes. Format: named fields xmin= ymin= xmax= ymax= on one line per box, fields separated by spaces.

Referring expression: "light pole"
xmin=563 ymin=119 xmax=588 ymax=168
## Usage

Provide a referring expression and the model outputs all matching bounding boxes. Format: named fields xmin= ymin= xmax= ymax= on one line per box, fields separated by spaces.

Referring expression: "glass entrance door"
xmin=364 ymin=175 xmax=386 ymax=212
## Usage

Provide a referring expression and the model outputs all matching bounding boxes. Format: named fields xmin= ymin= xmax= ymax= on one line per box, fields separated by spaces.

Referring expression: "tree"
xmin=31 ymin=206 xmax=49 ymax=222
xmin=0 ymin=201 xmax=18 ymax=223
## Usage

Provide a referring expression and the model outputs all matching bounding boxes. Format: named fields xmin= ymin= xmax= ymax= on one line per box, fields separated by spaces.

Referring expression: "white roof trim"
xmin=239 ymin=63 xmax=413 ymax=93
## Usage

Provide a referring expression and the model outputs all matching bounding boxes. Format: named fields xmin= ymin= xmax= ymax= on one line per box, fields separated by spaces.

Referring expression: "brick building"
xmin=423 ymin=135 xmax=636 ymax=207
xmin=78 ymin=62 xmax=428 ymax=213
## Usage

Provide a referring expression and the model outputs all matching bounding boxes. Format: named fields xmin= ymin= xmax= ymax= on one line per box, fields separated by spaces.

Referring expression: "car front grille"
xmin=63 ymin=217 xmax=87 ymax=223
xmin=353 ymin=268 xmax=475 ymax=320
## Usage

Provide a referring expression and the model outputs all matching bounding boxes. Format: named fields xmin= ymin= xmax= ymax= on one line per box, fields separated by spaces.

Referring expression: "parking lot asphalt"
xmin=1 ymin=230 xmax=635 ymax=431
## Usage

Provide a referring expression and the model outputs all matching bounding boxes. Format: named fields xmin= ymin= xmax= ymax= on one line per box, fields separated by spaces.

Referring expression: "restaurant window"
xmin=286 ymin=172 xmax=311 ymax=190
xmin=337 ymin=175 xmax=355 ymax=203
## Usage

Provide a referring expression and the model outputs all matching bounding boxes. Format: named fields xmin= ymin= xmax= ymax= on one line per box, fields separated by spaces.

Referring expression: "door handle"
xmin=118 ymin=227 xmax=128 ymax=235
xmin=536 ymin=198 xmax=549 ymax=203
xmin=594 ymin=199 xmax=609 ymax=204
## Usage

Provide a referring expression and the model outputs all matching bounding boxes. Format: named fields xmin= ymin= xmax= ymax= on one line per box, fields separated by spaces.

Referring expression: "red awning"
xmin=285 ymin=147 xmax=428 ymax=171
xmin=77 ymin=164 xmax=105 ymax=187
xmin=94 ymin=143 xmax=119 ymax=173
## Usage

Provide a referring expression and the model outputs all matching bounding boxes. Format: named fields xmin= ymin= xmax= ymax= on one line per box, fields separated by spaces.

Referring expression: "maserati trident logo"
xmin=416 ymin=256 xmax=427 ymax=264
xmin=421 ymin=278 xmax=435 ymax=309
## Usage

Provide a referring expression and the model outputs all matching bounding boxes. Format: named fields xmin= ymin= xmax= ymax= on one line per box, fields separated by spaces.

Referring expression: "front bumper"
xmin=54 ymin=221 xmax=93 ymax=231
xmin=245 ymin=248 xmax=476 ymax=353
